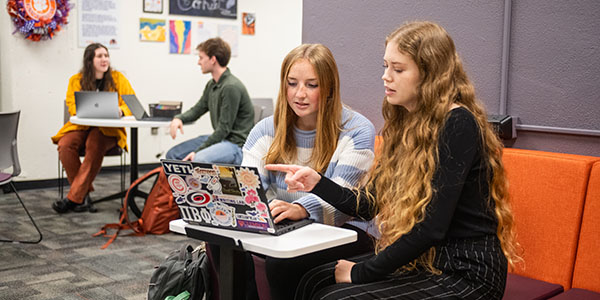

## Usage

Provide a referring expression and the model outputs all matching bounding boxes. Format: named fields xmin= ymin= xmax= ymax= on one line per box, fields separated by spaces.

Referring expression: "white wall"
xmin=0 ymin=0 xmax=302 ymax=181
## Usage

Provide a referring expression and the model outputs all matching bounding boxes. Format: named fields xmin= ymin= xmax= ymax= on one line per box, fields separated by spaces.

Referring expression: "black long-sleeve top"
xmin=311 ymin=107 xmax=499 ymax=283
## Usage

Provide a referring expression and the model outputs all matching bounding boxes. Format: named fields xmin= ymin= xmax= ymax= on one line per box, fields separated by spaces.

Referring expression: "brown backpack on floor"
xmin=94 ymin=167 xmax=180 ymax=249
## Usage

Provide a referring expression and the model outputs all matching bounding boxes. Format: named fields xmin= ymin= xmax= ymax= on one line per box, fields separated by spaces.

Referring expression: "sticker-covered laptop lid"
xmin=161 ymin=159 xmax=277 ymax=234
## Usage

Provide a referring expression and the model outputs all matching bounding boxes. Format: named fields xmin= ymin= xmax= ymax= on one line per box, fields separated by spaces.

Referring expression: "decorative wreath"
xmin=6 ymin=0 xmax=71 ymax=41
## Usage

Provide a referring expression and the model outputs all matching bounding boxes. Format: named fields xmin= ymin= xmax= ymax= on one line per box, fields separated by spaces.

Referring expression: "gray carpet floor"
xmin=0 ymin=171 xmax=201 ymax=300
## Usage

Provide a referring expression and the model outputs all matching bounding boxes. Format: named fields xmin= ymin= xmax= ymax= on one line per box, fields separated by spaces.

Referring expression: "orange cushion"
xmin=572 ymin=161 xmax=600 ymax=293
xmin=502 ymin=148 xmax=599 ymax=289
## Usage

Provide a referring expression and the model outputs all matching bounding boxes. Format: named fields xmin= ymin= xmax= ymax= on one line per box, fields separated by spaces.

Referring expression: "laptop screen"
xmin=161 ymin=159 xmax=278 ymax=234
xmin=75 ymin=91 xmax=120 ymax=119
xmin=121 ymin=94 xmax=147 ymax=120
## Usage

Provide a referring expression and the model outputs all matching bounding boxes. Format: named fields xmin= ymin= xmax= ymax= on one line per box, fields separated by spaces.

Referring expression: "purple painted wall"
xmin=303 ymin=0 xmax=600 ymax=156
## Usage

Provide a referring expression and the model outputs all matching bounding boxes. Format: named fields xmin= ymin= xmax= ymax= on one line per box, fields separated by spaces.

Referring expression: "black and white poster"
xmin=78 ymin=0 xmax=120 ymax=48
xmin=169 ymin=0 xmax=237 ymax=19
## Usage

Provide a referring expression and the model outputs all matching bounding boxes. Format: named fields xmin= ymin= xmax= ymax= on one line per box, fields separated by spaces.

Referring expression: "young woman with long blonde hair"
xmin=267 ymin=21 xmax=519 ymax=300
xmin=242 ymin=43 xmax=377 ymax=299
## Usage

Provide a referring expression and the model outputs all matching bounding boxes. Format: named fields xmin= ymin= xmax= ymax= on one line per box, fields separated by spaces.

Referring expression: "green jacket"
xmin=175 ymin=68 xmax=254 ymax=151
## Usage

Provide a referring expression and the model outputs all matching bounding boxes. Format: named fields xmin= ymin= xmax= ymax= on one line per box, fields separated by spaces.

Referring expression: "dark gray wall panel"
xmin=303 ymin=0 xmax=600 ymax=156
xmin=302 ymin=0 xmax=505 ymax=131
xmin=508 ymin=0 xmax=600 ymax=130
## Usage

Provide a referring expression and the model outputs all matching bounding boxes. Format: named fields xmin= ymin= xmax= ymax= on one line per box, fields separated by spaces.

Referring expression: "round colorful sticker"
xmin=186 ymin=176 xmax=202 ymax=191
xmin=24 ymin=0 xmax=57 ymax=21
xmin=214 ymin=210 xmax=230 ymax=223
xmin=186 ymin=191 xmax=212 ymax=207
xmin=168 ymin=174 xmax=188 ymax=195
xmin=236 ymin=168 xmax=260 ymax=190
xmin=212 ymin=207 xmax=234 ymax=226
xmin=208 ymin=202 xmax=235 ymax=226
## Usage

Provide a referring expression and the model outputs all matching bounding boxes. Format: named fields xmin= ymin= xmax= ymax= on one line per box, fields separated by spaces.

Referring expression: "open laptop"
xmin=122 ymin=94 xmax=173 ymax=121
xmin=161 ymin=159 xmax=313 ymax=236
xmin=75 ymin=91 xmax=120 ymax=119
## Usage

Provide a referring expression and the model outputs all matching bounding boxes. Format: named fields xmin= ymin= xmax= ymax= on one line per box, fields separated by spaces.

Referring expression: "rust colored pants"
xmin=57 ymin=128 xmax=117 ymax=204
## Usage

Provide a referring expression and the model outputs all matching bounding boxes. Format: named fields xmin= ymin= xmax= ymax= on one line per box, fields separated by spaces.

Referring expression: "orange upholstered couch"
xmin=501 ymin=148 xmax=600 ymax=299
xmin=572 ymin=161 xmax=600 ymax=292
xmin=549 ymin=160 xmax=600 ymax=299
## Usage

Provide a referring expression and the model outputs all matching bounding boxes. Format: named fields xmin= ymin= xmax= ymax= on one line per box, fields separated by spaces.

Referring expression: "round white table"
xmin=69 ymin=116 xmax=171 ymax=204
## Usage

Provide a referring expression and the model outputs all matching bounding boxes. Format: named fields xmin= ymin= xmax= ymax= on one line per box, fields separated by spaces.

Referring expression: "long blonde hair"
xmin=366 ymin=21 xmax=519 ymax=273
xmin=265 ymin=44 xmax=343 ymax=173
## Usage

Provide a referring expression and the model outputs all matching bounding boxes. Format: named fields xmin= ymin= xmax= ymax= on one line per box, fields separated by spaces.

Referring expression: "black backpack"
xmin=148 ymin=243 xmax=211 ymax=300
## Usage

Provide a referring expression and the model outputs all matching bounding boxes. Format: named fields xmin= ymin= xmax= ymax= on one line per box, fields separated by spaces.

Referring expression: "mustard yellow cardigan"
xmin=51 ymin=70 xmax=134 ymax=151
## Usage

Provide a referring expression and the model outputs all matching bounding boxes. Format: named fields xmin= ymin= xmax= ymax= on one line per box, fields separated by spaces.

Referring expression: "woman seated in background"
xmin=51 ymin=43 xmax=134 ymax=214
xmin=242 ymin=43 xmax=377 ymax=299
xmin=267 ymin=21 xmax=520 ymax=300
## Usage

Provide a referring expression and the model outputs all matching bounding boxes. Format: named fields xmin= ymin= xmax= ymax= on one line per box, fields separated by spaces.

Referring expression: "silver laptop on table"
xmin=122 ymin=94 xmax=173 ymax=121
xmin=75 ymin=91 xmax=120 ymax=119
xmin=161 ymin=159 xmax=313 ymax=236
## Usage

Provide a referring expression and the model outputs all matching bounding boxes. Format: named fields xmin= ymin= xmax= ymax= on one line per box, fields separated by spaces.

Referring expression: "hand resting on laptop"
xmin=268 ymin=199 xmax=308 ymax=224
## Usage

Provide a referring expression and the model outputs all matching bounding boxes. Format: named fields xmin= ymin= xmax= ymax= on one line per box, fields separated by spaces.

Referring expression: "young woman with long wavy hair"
xmin=242 ymin=43 xmax=377 ymax=299
xmin=267 ymin=21 xmax=519 ymax=300
xmin=51 ymin=43 xmax=134 ymax=213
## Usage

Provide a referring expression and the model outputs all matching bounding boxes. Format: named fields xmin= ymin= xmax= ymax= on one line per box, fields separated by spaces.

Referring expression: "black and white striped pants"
xmin=295 ymin=235 xmax=507 ymax=300
xmin=266 ymin=223 xmax=375 ymax=300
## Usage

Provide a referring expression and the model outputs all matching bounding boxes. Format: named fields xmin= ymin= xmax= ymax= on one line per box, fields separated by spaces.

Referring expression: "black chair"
xmin=0 ymin=110 xmax=43 ymax=244
xmin=57 ymin=101 xmax=126 ymax=209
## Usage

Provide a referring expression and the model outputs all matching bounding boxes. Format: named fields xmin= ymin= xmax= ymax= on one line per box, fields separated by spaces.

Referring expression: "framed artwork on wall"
xmin=144 ymin=0 xmax=163 ymax=14
xmin=140 ymin=18 xmax=166 ymax=42
xmin=170 ymin=0 xmax=236 ymax=19
xmin=242 ymin=13 xmax=255 ymax=35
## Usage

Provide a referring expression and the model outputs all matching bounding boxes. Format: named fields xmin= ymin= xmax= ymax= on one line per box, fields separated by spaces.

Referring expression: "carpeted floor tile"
xmin=0 ymin=171 xmax=200 ymax=300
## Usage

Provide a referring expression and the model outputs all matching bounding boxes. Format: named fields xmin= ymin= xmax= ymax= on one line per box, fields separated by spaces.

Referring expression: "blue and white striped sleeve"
xmin=242 ymin=117 xmax=274 ymax=193
xmin=294 ymin=111 xmax=376 ymax=226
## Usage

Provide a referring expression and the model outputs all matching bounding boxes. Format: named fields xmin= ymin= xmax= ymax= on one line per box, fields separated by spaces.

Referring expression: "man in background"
xmin=166 ymin=37 xmax=254 ymax=164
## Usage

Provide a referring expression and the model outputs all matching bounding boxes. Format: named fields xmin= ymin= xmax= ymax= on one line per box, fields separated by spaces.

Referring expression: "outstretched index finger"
xmin=265 ymin=164 xmax=301 ymax=173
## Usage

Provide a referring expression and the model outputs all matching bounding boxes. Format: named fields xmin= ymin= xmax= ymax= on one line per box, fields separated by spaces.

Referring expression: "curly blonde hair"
xmin=365 ymin=21 xmax=519 ymax=273
xmin=265 ymin=44 xmax=343 ymax=173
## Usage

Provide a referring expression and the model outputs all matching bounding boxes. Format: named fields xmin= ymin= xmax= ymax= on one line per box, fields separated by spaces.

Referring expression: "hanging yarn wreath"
xmin=6 ymin=0 xmax=71 ymax=41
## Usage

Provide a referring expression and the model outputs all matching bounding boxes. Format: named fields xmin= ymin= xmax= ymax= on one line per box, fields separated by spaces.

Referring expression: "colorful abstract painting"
xmin=140 ymin=18 xmax=166 ymax=42
xmin=169 ymin=20 xmax=192 ymax=54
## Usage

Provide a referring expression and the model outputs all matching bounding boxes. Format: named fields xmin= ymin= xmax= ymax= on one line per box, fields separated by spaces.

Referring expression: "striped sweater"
xmin=242 ymin=107 xmax=375 ymax=228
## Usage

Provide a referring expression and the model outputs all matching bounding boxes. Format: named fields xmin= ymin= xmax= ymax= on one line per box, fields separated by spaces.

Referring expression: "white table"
xmin=169 ymin=219 xmax=357 ymax=258
xmin=169 ymin=219 xmax=357 ymax=300
xmin=70 ymin=115 xmax=169 ymax=128
xmin=70 ymin=116 xmax=171 ymax=205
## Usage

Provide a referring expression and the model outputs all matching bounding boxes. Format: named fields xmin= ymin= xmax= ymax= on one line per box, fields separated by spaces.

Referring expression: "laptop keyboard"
xmin=273 ymin=219 xmax=295 ymax=230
